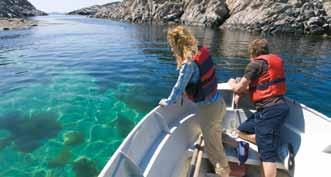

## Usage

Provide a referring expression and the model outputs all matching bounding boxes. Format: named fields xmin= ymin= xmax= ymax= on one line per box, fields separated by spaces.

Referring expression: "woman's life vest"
xmin=250 ymin=54 xmax=286 ymax=103
xmin=185 ymin=47 xmax=217 ymax=102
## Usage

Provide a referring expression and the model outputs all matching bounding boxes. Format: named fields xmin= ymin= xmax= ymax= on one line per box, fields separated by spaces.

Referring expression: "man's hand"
xmin=228 ymin=78 xmax=237 ymax=86
xmin=227 ymin=77 xmax=250 ymax=94
xmin=234 ymin=94 xmax=240 ymax=106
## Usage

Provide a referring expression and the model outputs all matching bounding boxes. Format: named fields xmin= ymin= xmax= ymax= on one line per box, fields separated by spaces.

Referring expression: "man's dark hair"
xmin=249 ymin=39 xmax=270 ymax=58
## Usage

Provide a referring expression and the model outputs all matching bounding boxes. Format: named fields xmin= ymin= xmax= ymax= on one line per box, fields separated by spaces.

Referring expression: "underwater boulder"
xmin=63 ymin=131 xmax=84 ymax=146
xmin=0 ymin=111 xmax=62 ymax=153
xmin=116 ymin=112 xmax=135 ymax=138
xmin=0 ymin=137 xmax=12 ymax=151
xmin=90 ymin=124 xmax=117 ymax=142
xmin=47 ymin=147 xmax=72 ymax=168
xmin=72 ymin=156 xmax=99 ymax=177
xmin=32 ymin=169 xmax=47 ymax=177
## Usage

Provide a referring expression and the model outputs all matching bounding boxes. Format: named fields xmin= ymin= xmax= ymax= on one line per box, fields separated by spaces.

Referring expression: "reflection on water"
xmin=0 ymin=15 xmax=330 ymax=176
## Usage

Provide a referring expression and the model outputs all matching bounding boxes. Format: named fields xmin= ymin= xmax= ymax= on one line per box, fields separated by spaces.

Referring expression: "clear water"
xmin=0 ymin=15 xmax=330 ymax=176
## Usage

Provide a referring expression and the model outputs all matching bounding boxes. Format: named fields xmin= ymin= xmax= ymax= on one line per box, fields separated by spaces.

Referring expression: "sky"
xmin=29 ymin=0 xmax=118 ymax=13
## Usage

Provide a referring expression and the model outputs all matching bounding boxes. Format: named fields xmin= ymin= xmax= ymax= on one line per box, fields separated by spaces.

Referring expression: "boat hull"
xmin=99 ymin=83 xmax=331 ymax=177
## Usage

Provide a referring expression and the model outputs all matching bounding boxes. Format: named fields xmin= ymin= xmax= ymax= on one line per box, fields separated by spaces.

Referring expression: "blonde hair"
xmin=167 ymin=26 xmax=198 ymax=68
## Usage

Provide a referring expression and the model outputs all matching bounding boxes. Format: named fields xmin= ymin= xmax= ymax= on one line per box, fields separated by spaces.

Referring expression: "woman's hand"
xmin=159 ymin=99 xmax=170 ymax=107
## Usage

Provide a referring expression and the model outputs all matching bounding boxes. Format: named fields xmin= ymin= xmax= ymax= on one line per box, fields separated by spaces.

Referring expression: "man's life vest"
xmin=185 ymin=47 xmax=217 ymax=102
xmin=250 ymin=54 xmax=286 ymax=103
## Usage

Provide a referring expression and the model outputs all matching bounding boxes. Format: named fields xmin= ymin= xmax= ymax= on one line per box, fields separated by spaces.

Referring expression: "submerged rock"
xmin=0 ymin=0 xmax=47 ymax=18
xmin=32 ymin=169 xmax=47 ymax=177
xmin=47 ymin=147 xmax=72 ymax=168
xmin=0 ymin=137 xmax=12 ymax=150
xmin=117 ymin=112 xmax=135 ymax=138
xmin=63 ymin=131 xmax=84 ymax=146
xmin=72 ymin=156 xmax=99 ymax=177
xmin=0 ymin=111 xmax=62 ymax=153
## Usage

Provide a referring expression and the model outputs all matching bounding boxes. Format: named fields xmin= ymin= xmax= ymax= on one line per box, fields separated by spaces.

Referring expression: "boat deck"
xmin=184 ymin=131 xmax=291 ymax=177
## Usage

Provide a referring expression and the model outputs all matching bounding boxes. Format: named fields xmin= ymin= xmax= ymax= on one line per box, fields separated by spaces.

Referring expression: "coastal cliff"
xmin=223 ymin=0 xmax=331 ymax=35
xmin=0 ymin=0 xmax=47 ymax=18
xmin=67 ymin=2 xmax=120 ymax=16
xmin=69 ymin=0 xmax=331 ymax=35
xmin=70 ymin=0 xmax=229 ymax=27
xmin=324 ymin=0 xmax=331 ymax=16
xmin=0 ymin=0 xmax=46 ymax=30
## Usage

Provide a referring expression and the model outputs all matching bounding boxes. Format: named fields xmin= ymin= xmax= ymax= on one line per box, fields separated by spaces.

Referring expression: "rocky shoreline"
xmin=223 ymin=0 xmax=331 ymax=35
xmin=67 ymin=2 xmax=121 ymax=17
xmin=0 ymin=0 xmax=47 ymax=18
xmin=0 ymin=0 xmax=47 ymax=31
xmin=0 ymin=18 xmax=38 ymax=31
xmin=68 ymin=0 xmax=331 ymax=36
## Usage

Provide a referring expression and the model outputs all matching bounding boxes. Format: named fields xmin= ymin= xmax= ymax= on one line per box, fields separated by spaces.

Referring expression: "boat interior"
xmin=99 ymin=83 xmax=331 ymax=177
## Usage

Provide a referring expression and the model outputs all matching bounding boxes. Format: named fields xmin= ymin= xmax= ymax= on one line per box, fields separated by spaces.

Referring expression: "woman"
xmin=159 ymin=26 xmax=231 ymax=177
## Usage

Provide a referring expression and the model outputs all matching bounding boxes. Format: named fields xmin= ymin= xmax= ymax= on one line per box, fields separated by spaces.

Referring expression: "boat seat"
xmin=109 ymin=151 xmax=144 ymax=177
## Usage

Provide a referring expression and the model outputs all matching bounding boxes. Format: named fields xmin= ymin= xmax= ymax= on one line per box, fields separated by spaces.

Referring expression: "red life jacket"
xmin=250 ymin=54 xmax=286 ymax=103
xmin=185 ymin=47 xmax=217 ymax=102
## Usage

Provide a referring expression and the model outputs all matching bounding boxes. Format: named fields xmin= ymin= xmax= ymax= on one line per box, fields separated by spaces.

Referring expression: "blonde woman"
xmin=158 ymin=26 xmax=231 ymax=177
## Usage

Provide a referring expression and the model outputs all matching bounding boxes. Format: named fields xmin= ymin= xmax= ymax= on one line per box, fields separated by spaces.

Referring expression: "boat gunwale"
xmin=98 ymin=105 xmax=161 ymax=176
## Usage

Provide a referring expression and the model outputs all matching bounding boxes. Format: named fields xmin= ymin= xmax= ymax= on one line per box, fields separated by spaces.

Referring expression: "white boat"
xmin=99 ymin=83 xmax=331 ymax=177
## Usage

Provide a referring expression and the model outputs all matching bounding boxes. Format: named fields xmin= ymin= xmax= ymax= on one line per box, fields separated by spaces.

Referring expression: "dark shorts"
xmin=238 ymin=103 xmax=290 ymax=162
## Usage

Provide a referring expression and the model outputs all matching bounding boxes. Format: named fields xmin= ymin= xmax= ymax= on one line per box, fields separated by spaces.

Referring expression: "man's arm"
xmin=228 ymin=77 xmax=250 ymax=94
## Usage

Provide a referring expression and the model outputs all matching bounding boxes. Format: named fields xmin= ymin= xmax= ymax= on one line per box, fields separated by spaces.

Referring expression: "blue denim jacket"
xmin=161 ymin=61 xmax=221 ymax=106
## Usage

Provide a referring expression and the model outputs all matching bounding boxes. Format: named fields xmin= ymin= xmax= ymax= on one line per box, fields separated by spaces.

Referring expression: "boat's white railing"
xmin=98 ymin=97 xmax=196 ymax=177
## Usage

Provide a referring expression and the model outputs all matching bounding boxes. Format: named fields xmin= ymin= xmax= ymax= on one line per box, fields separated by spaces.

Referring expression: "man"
xmin=228 ymin=39 xmax=289 ymax=177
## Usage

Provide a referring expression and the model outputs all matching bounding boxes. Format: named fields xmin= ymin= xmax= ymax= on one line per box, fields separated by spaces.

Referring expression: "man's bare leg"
xmin=261 ymin=162 xmax=277 ymax=177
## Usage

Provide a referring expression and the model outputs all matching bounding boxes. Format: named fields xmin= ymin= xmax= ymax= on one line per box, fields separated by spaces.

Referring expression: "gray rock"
xmin=306 ymin=16 xmax=325 ymax=26
xmin=67 ymin=2 xmax=120 ymax=16
xmin=68 ymin=0 xmax=331 ymax=35
xmin=324 ymin=1 xmax=331 ymax=16
xmin=95 ymin=0 xmax=185 ymax=24
xmin=180 ymin=0 xmax=229 ymax=27
xmin=222 ymin=0 xmax=330 ymax=35
xmin=74 ymin=0 xmax=229 ymax=26
xmin=0 ymin=0 xmax=47 ymax=18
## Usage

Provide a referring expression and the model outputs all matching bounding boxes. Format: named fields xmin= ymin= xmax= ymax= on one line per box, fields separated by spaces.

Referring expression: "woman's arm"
xmin=159 ymin=62 xmax=194 ymax=106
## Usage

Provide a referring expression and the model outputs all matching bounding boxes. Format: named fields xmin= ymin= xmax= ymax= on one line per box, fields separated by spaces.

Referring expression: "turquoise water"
xmin=0 ymin=15 xmax=330 ymax=176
